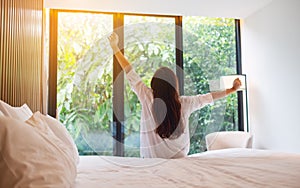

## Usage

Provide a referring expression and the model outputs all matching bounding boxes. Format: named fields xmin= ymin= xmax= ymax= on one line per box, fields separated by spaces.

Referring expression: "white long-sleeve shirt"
xmin=126 ymin=69 xmax=213 ymax=159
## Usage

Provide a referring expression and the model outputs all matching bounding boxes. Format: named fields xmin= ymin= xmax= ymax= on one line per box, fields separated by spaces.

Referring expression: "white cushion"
xmin=0 ymin=100 xmax=33 ymax=121
xmin=205 ymin=131 xmax=253 ymax=151
xmin=0 ymin=114 xmax=77 ymax=187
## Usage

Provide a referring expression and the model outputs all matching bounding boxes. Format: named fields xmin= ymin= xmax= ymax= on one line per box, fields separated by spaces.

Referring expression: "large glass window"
xmin=49 ymin=10 xmax=242 ymax=156
xmin=183 ymin=17 xmax=238 ymax=153
xmin=56 ymin=12 xmax=114 ymax=155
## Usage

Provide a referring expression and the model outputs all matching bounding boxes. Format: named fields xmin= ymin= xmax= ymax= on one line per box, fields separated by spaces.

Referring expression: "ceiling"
xmin=44 ymin=0 xmax=273 ymax=18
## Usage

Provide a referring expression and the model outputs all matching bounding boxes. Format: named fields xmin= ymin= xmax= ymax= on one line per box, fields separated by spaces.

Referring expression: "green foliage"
xmin=57 ymin=13 xmax=114 ymax=154
xmin=57 ymin=14 xmax=238 ymax=156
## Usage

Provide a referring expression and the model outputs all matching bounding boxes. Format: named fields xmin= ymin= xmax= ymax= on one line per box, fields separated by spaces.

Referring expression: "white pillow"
xmin=0 ymin=100 xmax=33 ymax=121
xmin=33 ymin=112 xmax=79 ymax=164
xmin=26 ymin=112 xmax=78 ymax=164
xmin=0 ymin=115 xmax=77 ymax=187
xmin=0 ymin=110 xmax=4 ymax=117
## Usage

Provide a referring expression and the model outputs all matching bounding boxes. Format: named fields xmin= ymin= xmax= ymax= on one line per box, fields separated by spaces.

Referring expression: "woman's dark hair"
xmin=151 ymin=67 xmax=183 ymax=139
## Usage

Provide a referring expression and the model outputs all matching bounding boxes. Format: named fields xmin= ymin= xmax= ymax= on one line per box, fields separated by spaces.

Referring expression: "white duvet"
xmin=75 ymin=149 xmax=300 ymax=188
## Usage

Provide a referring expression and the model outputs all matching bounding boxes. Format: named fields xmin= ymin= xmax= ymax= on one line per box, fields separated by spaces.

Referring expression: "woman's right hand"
xmin=232 ymin=78 xmax=242 ymax=91
xmin=108 ymin=32 xmax=119 ymax=52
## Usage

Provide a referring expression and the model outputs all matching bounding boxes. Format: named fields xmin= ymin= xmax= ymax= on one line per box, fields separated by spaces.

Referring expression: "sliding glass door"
xmin=55 ymin=11 xmax=114 ymax=155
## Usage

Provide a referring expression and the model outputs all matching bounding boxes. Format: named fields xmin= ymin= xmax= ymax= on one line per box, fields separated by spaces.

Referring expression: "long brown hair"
xmin=151 ymin=67 xmax=183 ymax=139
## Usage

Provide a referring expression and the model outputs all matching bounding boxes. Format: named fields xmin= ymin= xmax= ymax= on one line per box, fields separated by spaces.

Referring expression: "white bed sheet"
xmin=75 ymin=149 xmax=300 ymax=188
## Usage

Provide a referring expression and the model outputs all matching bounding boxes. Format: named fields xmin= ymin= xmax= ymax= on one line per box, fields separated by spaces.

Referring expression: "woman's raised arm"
xmin=210 ymin=78 xmax=241 ymax=100
xmin=108 ymin=32 xmax=132 ymax=73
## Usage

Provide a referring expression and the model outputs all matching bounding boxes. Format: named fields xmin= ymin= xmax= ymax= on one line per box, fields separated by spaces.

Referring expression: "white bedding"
xmin=1 ymin=101 xmax=299 ymax=187
xmin=75 ymin=148 xmax=300 ymax=188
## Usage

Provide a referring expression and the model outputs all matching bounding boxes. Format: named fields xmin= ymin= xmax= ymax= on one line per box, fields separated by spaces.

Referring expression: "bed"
xmin=75 ymin=148 xmax=300 ymax=188
xmin=1 ymin=100 xmax=300 ymax=187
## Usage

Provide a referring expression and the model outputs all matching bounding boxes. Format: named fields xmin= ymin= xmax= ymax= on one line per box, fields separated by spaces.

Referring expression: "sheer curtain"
xmin=0 ymin=0 xmax=46 ymax=114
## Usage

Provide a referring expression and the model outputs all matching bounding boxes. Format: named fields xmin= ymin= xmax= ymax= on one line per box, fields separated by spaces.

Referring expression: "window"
xmin=182 ymin=17 xmax=239 ymax=153
xmin=56 ymin=11 xmax=114 ymax=155
xmin=49 ymin=10 xmax=243 ymax=156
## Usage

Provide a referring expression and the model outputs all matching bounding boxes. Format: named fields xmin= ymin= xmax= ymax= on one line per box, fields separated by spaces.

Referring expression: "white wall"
xmin=242 ymin=0 xmax=300 ymax=153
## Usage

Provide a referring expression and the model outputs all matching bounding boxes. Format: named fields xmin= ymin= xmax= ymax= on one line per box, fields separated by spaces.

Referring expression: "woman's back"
xmin=126 ymin=68 xmax=213 ymax=158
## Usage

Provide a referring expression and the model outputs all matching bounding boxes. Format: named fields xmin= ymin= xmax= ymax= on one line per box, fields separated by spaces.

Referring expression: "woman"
xmin=108 ymin=32 xmax=241 ymax=159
